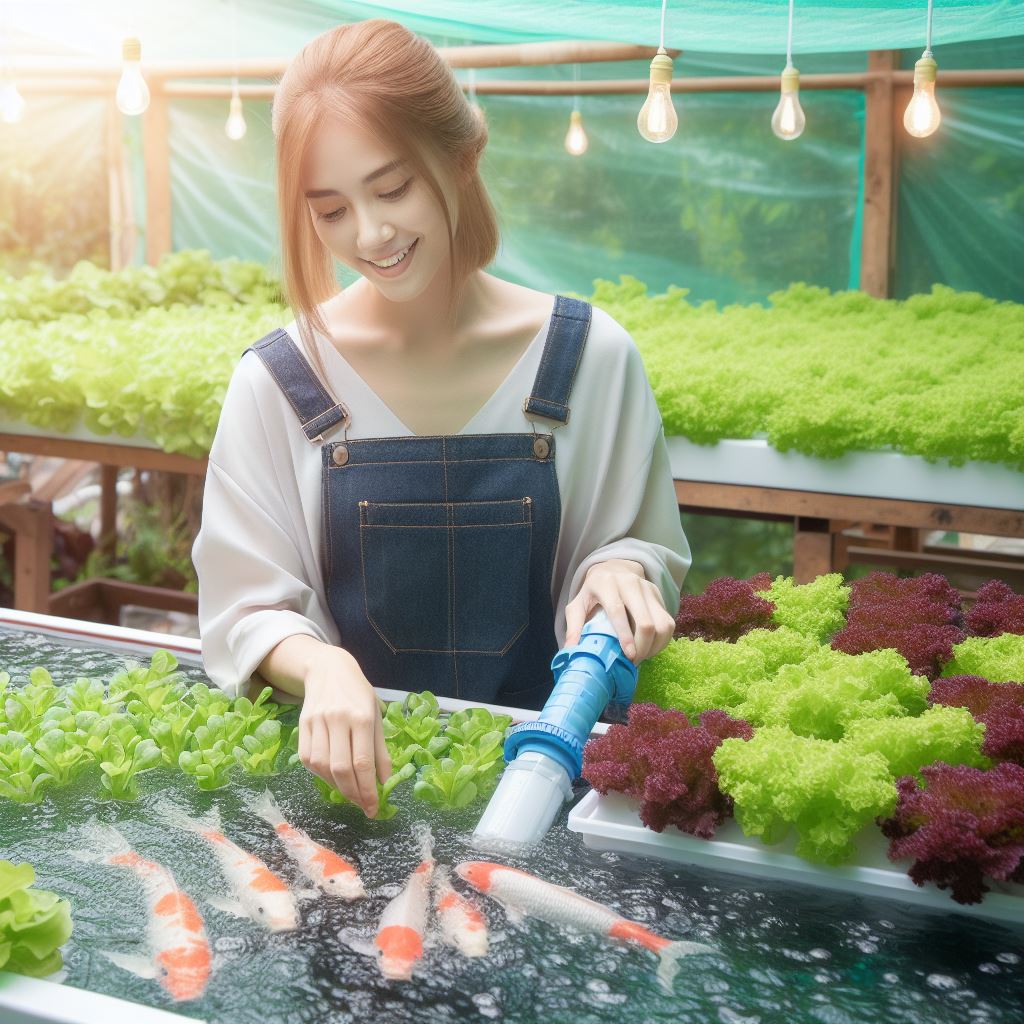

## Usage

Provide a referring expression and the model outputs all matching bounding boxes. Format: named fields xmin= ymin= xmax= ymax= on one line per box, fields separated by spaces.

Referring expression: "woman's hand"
xmin=298 ymin=646 xmax=392 ymax=817
xmin=564 ymin=558 xmax=676 ymax=664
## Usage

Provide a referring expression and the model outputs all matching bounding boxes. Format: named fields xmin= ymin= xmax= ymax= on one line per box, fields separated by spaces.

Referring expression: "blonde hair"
xmin=271 ymin=19 xmax=500 ymax=384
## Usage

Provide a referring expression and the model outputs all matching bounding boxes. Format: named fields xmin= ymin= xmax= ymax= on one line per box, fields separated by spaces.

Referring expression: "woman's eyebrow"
xmin=304 ymin=159 xmax=406 ymax=198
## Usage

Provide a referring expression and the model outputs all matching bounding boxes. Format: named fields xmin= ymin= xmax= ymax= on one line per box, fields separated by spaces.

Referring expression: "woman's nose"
xmin=356 ymin=208 xmax=395 ymax=253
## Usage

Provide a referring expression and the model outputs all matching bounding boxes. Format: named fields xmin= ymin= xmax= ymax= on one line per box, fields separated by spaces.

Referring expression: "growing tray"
xmin=567 ymin=789 xmax=1024 ymax=926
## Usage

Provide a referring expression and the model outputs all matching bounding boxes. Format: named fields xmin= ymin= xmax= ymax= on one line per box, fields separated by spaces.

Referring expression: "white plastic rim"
xmin=667 ymin=436 xmax=1024 ymax=511
xmin=568 ymin=789 xmax=1024 ymax=926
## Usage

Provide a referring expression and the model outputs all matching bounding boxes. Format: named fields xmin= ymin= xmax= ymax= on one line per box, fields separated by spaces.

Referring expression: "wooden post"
xmin=0 ymin=502 xmax=54 ymax=614
xmin=860 ymin=51 xmax=899 ymax=298
xmin=99 ymin=465 xmax=119 ymax=561
xmin=142 ymin=79 xmax=172 ymax=266
xmin=793 ymin=517 xmax=834 ymax=582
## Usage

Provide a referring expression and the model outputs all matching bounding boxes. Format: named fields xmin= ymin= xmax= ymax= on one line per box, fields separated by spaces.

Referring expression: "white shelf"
xmin=667 ymin=436 xmax=1024 ymax=511
xmin=568 ymin=789 xmax=1024 ymax=926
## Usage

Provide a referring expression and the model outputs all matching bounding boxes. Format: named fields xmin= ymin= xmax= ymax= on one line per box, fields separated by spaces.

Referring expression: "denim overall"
xmin=245 ymin=294 xmax=592 ymax=710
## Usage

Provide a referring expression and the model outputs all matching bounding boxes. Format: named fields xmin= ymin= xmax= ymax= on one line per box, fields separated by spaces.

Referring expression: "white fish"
xmin=455 ymin=861 xmax=715 ymax=990
xmin=373 ymin=823 xmax=434 ymax=981
xmin=154 ymin=797 xmax=298 ymax=932
xmin=74 ymin=821 xmax=212 ymax=1001
xmin=245 ymin=789 xmax=365 ymax=900
xmin=434 ymin=864 xmax=488 ymax=957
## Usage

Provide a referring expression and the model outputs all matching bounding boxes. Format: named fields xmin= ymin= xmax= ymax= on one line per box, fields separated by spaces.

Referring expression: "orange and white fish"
xmin=75 ymin=821 xmax=211 ymax=1002
xmin=155 ymin=797 xmax=298 ymax=932
xmin=246 ymin=789 xmax=365 ymax=900
xmin=455 ymin=861 xmax=715 ymax=990
xmin=434 ymin=864 xmax=488 ymax=957
xmin=372 ymin=823 xmax=434 ymax=981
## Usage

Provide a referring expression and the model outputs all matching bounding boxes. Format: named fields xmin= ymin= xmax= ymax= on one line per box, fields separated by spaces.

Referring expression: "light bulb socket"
xmin=569 ymin=109 xmax=582 ymax=125
xmin=780 ymin=66 xmax=800 ymax=93
xmin=230 ymin=94 xmax=243 ymax=115
xmin=649 ymin=50 xmax=674 ymax=85
xmin=913 ymin=54 xmax=938 ymax=85
xmin=122 ymin=38 xmax=142 ymax=62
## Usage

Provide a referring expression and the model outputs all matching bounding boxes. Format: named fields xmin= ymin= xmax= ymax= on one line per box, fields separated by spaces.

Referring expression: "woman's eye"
xmin=381 ymin=179 xmax=412 ymax=201
xmin=322 ymin=207 xmax=345 ymax=223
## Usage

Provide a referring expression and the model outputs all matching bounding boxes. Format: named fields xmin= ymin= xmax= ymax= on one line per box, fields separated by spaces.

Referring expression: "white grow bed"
xmin=568 ymin=789 xmax=1024 ymax=927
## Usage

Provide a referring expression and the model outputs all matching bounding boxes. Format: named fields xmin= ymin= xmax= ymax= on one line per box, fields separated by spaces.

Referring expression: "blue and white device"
xmin=472 ymin=610 xmax=638 ymax=847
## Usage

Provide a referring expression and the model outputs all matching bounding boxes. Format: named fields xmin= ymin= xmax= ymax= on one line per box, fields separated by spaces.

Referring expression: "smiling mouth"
xmin=363 ymin=240 xmax=417 ymax=268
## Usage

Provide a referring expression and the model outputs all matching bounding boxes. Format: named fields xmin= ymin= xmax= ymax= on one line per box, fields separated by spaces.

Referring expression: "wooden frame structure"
xmin=4 ymin=39 xmax=1023 ymax=619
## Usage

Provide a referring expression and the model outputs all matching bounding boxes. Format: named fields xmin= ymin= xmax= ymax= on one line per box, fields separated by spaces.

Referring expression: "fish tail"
xmin=411 ymin=820 xmax=434 ymax=862
xmin=246 ymin=788 xmax=285 ymax=827
xmin=153 ymin=796 xmax=221 ymax=838
xmin=73 ymin=819 xmax=131 ymax=864
xmin=656 ymin=939 xmax=718 ymax=993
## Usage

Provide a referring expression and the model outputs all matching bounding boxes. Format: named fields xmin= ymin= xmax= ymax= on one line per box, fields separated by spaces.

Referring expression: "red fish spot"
xmin=275 ymin=823 xmax=297 ymax=836
xmin=154 ymin=892 xmax=204 ymax=932
xmin=375 ymin=925 xmax=423 ymax=961
xmin=311 ymin=847 xmax=357 ymax=876
xmin=609 ymin=920 xmax=667 ymax=952
xmin=250 ymin=865 xmax=289 ymax=892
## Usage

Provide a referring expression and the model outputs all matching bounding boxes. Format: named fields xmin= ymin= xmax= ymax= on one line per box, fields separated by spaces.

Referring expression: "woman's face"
xmin=302 ymin=116 xmax=458 ymax=300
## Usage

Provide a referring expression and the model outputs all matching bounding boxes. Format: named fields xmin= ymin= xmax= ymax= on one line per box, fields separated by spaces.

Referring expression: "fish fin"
xmin=656 ymin=939 xmax=718 ymax=993
xmin=296 ymin=887 xmax=320 ymax=903
xmin=246 ymin=788 xmax=284 ymax=827
xmin=207 ymin=895 xmax=249 ymax=919
xmin=100 ymin=950 xmax=158 ymax=980
xmin=72 ymin=819 xmax=131 ymax=863
xmin=339 ymin=928 xmax=377 ymax=960
xmin=498 ymin=900 xmax=525 ymax=927
xmin=152 ymin=795 xmax=221 ymax=837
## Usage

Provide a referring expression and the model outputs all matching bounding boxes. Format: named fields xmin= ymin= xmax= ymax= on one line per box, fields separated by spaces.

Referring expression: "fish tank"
xmin=1 ymin=608 xmax=1023 ymax=1024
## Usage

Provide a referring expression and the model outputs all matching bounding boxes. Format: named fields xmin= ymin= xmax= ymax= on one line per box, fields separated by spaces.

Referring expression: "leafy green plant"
xmin=0 ymin=860 xmax=73 ymax=977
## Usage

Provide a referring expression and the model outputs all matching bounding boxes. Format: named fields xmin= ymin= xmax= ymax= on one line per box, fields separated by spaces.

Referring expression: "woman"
xmin=192 ymin=19 xmax=690 ymax=817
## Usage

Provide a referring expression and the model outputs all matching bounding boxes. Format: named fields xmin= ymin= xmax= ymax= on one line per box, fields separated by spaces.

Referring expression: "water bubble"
xmin=718 ymin=1008 xmax=761 ymax=1024
xmin=977 ymin=962 xmax=1000 ymax=974
xmin=883 ymin=973 xmax=900 ymax=984
xmin=854 ymin=940 xmax=878 ymax=954
xmin=808 ymin=948 xmax=831 ymax=960
xmin=472 ymin=992 xmax=501 ymax=1019
xmin=926 ymin=974 xmax=960 ymax=990
xmin=995 ymin=952 xmax=1020 ymax=965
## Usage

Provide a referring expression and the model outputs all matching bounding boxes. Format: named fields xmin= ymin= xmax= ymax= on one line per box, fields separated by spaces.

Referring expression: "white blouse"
xmin=192 ymin=303 xmax=691 ymax=697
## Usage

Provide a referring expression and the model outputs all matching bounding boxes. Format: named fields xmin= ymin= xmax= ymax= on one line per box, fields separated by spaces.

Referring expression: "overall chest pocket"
xmin=358 ymin=498 xmax=533 ymax=655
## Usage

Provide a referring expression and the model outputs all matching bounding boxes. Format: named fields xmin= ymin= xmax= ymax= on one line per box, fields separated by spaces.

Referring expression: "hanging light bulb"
xmin=904 ymin=52 xmax=940 ymax=137
xmin=772 ymin=0 xmax=805 ymax=140
xmin=772 ymin=65 xmax=805 ymax=140
xmin=0 ymin=79 xmax=24 ymax=123
xmin=637 ymin=46 xmax=677 ymax=143
xmin=565 ymin=109 xmax=588 ymax=156
xmin=225 ymin=82 xmax=247 ymax=140
xmin=904 ymin=0 xmax=940 ymax=138
xmin=116 ymin=37 xmax=150 ymax=115
xmin=564 ymin=65 xmax=587 ymax=156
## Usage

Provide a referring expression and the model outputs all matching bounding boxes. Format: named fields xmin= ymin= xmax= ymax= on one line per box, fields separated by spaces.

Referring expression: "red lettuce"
xmin=675 ymin=576 xmax=776 ymax=643
xmin=879 ymin=761 xmax=1024 ymax=904
xmin=849 ymin=571 xmax=962 ymax=617
xmin=966 ymin=580 xmax=1024 ymax=638
xmin=832 ymin=622 xmax=964 ymax=679
xmin=929 ymin=674 xmax=1024 ymax=765
xmin=582 ymin=703 xmax=753 ymax=838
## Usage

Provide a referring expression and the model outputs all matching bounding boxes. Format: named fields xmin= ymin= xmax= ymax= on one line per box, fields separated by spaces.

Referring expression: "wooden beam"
xmin=142 ymin=80 xmax=172 ymax=266
xmin=675 ymin=479 xmax=1024 ymax=537
xmin=861 ymin=51 xmax=899 ymax=298
xmin=0 ymin=501 xmax=53 ymax=613
xmin=0 ymin=434 xmax=207 ymax=476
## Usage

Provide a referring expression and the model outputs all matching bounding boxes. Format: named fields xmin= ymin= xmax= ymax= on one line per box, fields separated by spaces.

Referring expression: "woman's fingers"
xmin=348 ymin=714 xmax=379 ymax=818
xmin=374 ymin=713 xmax=393 ymax=785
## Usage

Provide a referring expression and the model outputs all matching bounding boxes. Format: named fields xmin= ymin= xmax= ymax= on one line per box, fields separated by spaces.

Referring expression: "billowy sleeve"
xmin=553 ymin=313 xmax=691 ymax=645
xmin=191 ymin=354 xmax=337 ymax=697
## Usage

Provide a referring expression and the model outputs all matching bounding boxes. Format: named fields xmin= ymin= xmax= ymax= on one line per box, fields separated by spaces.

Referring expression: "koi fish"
xmin=373 ymin=823 xmax=435 ymax=981
xmin=155 ymin=797 xmax=298 ymax=932
xmin=434 ymin=864 xmax=488 ymax=957
xmin=245 ymin=789 xmax=365 ymax=900
xmin=455 ymin=861 xmax=716 ymax=991
xmin=74 ymin=821 xmax=211 ymax=1001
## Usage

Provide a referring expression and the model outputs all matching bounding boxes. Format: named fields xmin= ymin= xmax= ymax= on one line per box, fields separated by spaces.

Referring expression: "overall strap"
xmin=243 ymin=328 xmax=349 ymax=442
xmin=522 ymin=295 xmax=592 ymax=426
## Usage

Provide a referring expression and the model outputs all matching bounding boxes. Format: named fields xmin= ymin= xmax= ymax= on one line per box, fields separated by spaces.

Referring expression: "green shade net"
xmin=4 ymin=4 xmax=1022 ymax=303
